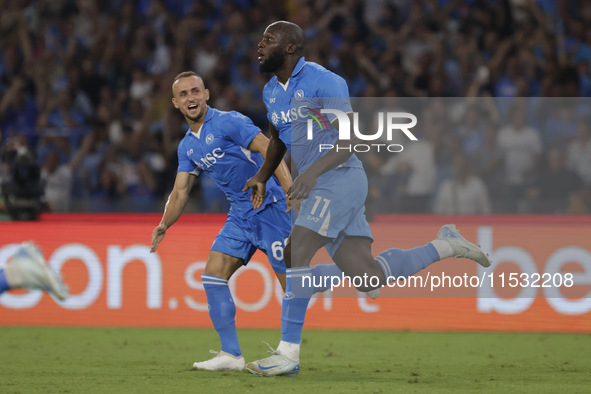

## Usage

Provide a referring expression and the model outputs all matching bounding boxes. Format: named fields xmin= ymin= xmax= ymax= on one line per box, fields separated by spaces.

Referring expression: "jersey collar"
xmin=189 ymin=106 xmax=214 ymax=139
xmin=203 ymin=106 xmax=214 ymax=123
xmin=291 ymin=57 xmax=307 ymax=77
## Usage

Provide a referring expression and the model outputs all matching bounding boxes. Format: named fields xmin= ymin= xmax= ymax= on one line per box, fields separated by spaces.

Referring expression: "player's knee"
xmin=203 ymin=262 xmax=233 ymax=280
xmin=274 ymin=272 xmax=287 ymax=291
xmin=285 ymin=239 xmax=312 ymax=268
xmin=283 ymin=241 xmax=292 ymax=269
xmin=288 ymin=226 xmax=327 ymax=267
xmin=333 ymin=253 xmax=385 ymax=287
xmin=290 ymin=244 xmax=315 ymax=268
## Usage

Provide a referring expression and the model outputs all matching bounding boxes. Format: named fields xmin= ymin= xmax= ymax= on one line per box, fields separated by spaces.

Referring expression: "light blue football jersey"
xmin=262 ymin=57 xmax=363 ymax=173
xmin=177 ymin=106 xmax=284 ymax=217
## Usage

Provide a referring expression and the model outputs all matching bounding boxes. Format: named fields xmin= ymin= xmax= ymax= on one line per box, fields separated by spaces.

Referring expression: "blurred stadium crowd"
xmin=0 ymin=0 xmax=590 ymax=218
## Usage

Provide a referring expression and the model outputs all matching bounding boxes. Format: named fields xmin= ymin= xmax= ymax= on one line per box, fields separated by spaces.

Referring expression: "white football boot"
xmin=437 ymin=224 xmax=491 ymax=267
xmin=192 ymin=350 xmax=245 ymax=371
xmin=6 ymin=242 xmax=69 ymax=300
xmin=245 ymin=343 xmax=300 ymax=377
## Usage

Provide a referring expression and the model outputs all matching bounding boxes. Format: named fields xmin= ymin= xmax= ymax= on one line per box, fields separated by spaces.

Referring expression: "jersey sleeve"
xmin=225 ymin=111 xmax=262 ymax=149
xmin=317 ymin=72 xmax=353 ymax=124
xmin=177 ymin=141 xmax=201 ymax=176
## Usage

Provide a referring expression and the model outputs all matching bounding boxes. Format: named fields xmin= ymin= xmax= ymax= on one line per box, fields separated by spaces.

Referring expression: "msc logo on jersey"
xmin=187 ymin=148 xmax=193 ymax=155
xmin=271 ymin=111 xmax=280 ymax=126
xmin=192 ymin=147 xmax=225 ymax=169
xmin=271 ymin=107 xmax=311 ymax=126
xmin=205 ymin=134 xmax=214 ymax=145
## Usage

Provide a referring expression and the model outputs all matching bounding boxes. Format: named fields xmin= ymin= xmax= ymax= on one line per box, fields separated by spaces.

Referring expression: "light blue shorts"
xmin=211 ymin=200 xmax=290 ymax=273
xmin=293 ymin=166 xmax=373 ymax=257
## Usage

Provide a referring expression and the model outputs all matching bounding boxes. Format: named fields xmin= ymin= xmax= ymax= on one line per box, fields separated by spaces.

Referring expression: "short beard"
xmin=184 ymin=108 xmax=205 ymax=123
xmin=259 ymin=49 xmax=285 ymax=74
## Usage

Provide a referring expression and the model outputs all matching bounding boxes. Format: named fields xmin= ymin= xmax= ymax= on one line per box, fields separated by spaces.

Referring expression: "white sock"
xmin=3 ymin=264 xmax=22 ymax=287
xmin=430 ymin=240 xmax=453 ymax=260
xmin=277 ymin=340 xmax=300 ymax=361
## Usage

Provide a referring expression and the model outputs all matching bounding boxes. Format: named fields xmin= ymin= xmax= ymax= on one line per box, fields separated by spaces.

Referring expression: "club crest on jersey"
xmin=294 ymin=89 xmax=305 ymax=100
xmin=205 ymin=134 xmax=214 ymax=144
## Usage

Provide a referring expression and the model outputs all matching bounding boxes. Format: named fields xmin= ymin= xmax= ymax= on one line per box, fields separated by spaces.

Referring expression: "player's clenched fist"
xmin=243 ymin=177 xmax=267 ymax=210
xmin=151 ymin=224 xmax=167 ymax=252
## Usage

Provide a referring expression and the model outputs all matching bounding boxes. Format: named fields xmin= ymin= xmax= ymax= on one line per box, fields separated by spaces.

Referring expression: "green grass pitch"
xmin=1 ymin=327 xmax=589 ymax=393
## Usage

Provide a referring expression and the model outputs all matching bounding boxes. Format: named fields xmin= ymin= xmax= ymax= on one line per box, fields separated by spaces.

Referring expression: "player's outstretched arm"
xmin=151 ymin=172 xmax=195 ymax=252
xmin=289 ymin=114 xmax=355 ymax=200
xmin=246 ymin=131 xmax=292 ymax=211
xmin=244 ymin=123 xmax=287 ymax=210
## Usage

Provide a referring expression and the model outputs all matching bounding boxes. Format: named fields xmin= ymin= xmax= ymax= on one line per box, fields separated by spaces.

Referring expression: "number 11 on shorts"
xmin=310 ymin=196 xmax=330 ymax=218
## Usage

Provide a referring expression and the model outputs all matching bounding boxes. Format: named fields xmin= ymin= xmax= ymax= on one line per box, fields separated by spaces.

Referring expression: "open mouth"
xmin=188 ymin=104 xmax=198 ymax=113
